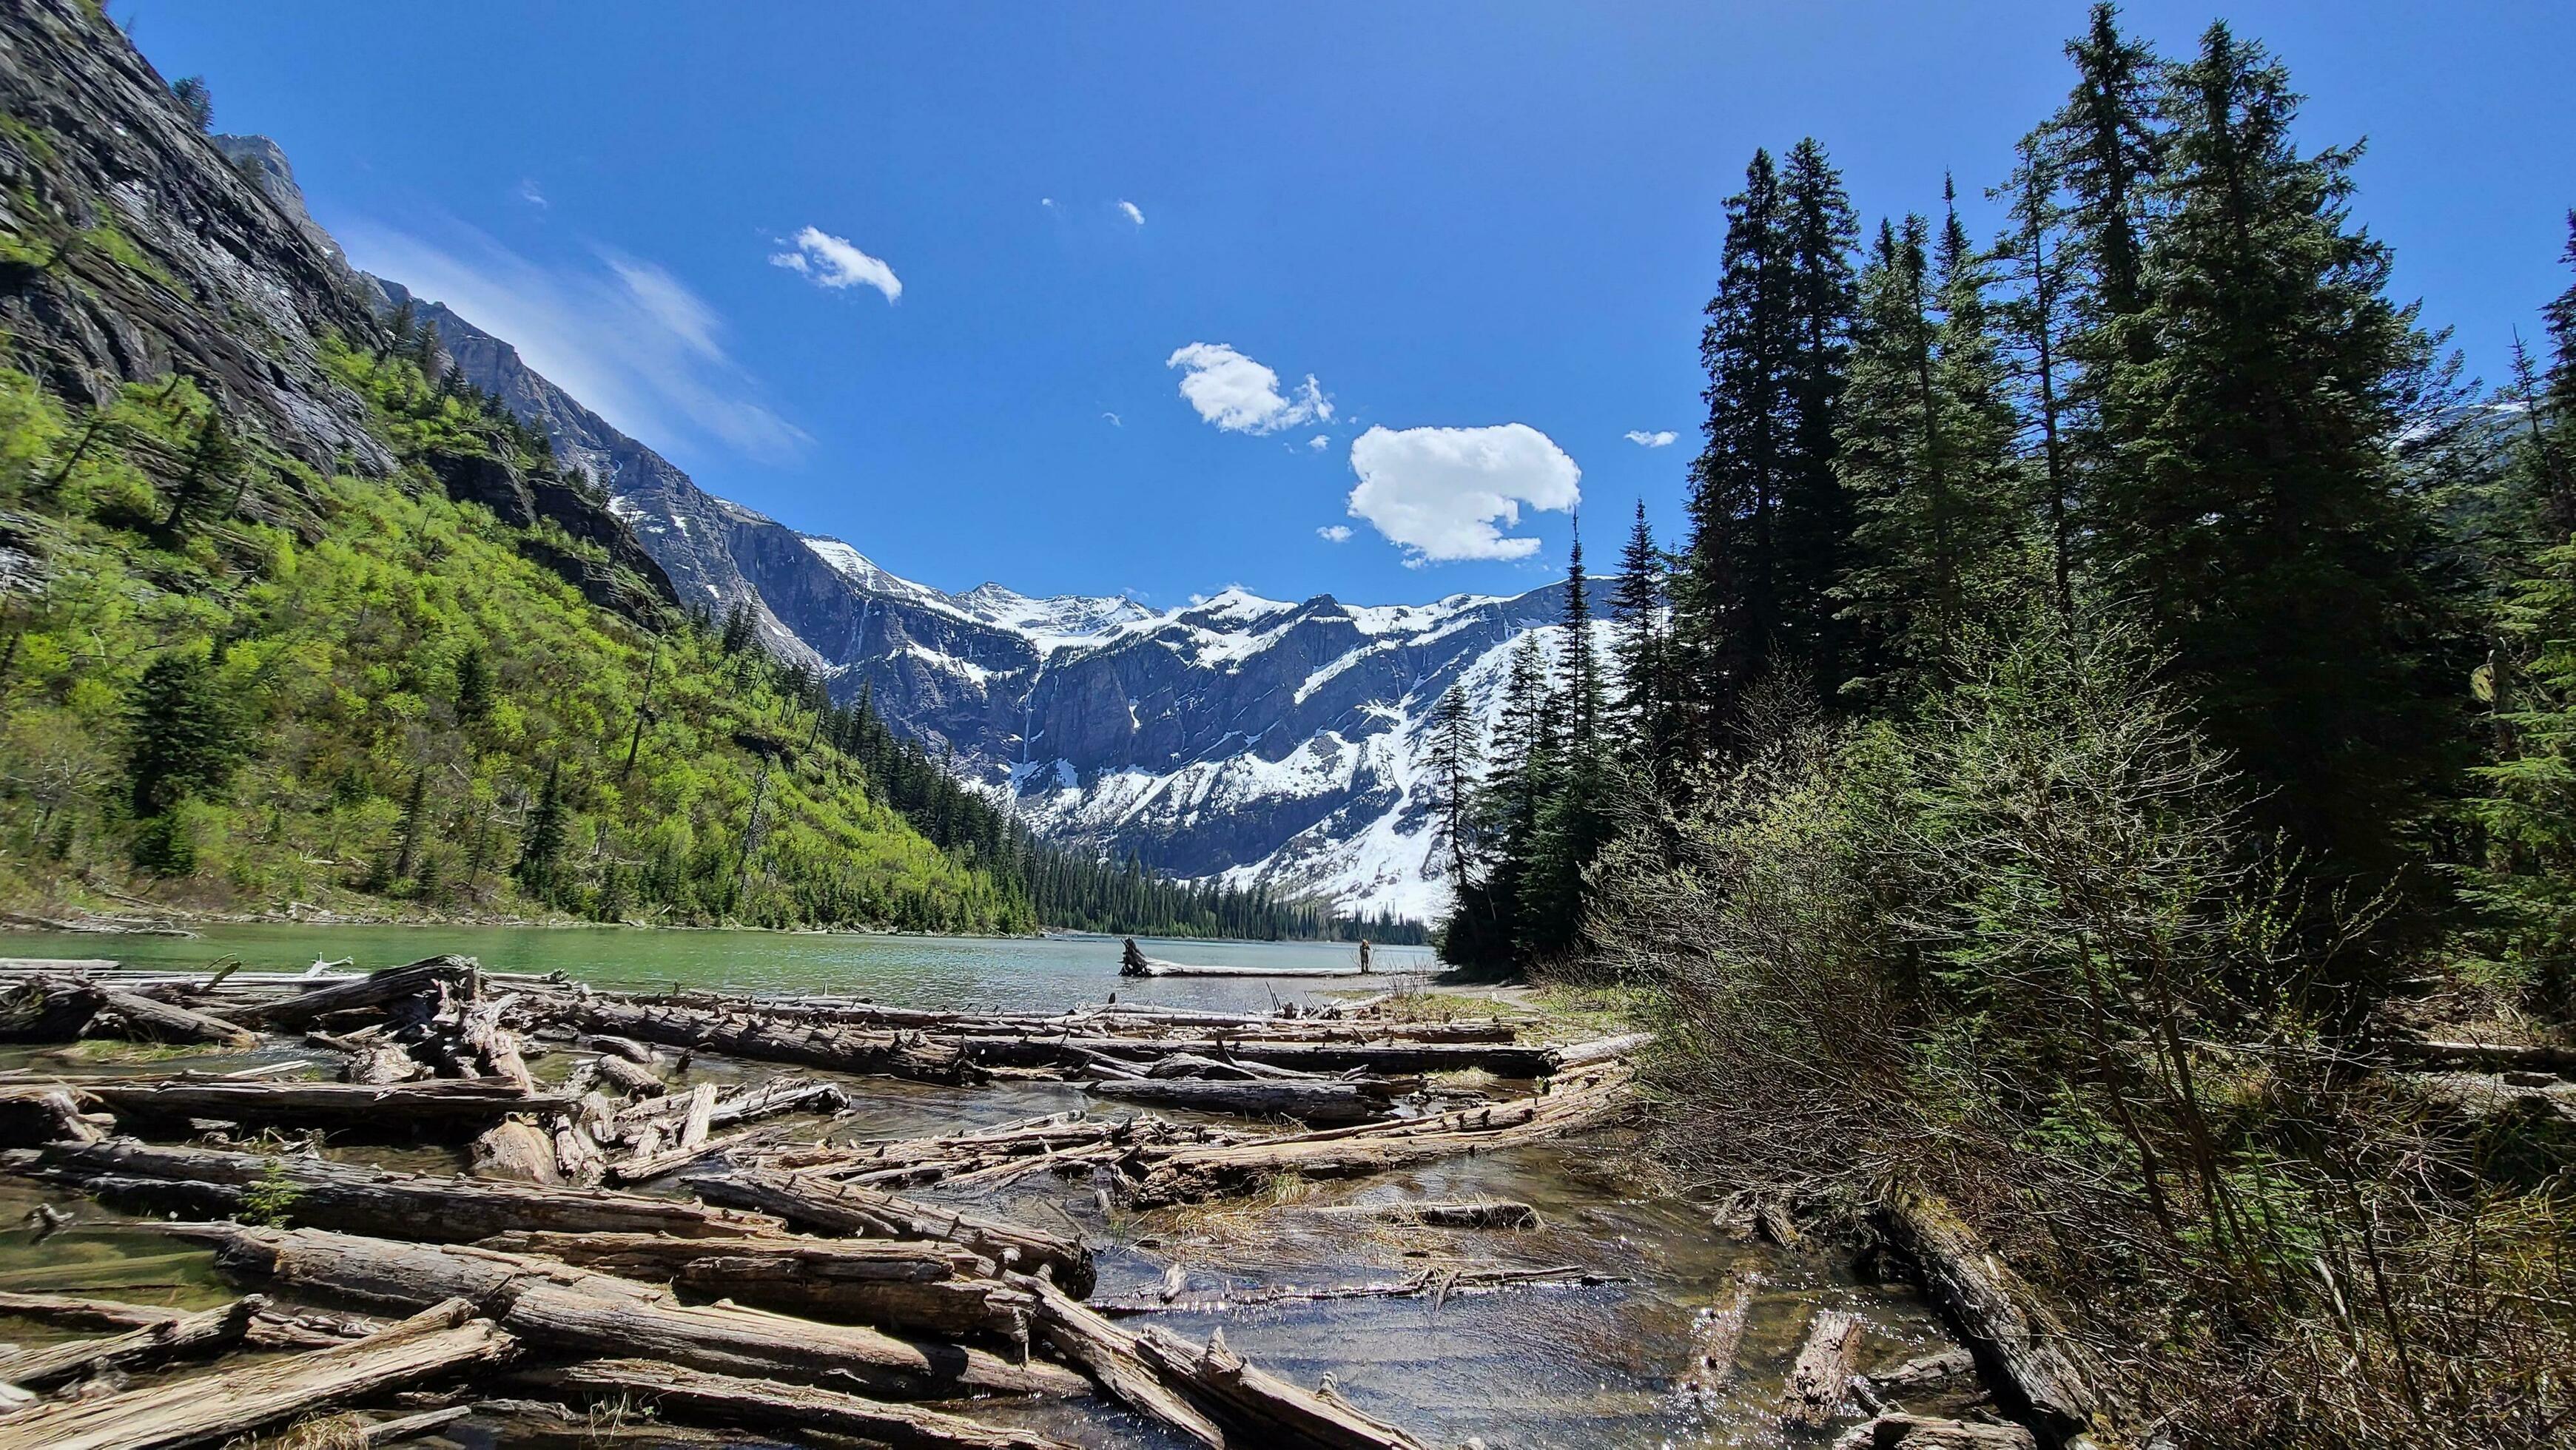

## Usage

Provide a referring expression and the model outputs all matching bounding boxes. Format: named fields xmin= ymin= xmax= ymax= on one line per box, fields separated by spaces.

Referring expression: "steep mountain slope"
xmin=386 ymin=286 xmax=1575 ymax=924
xmin=0 ymin=0 xmax=1018 ymax=931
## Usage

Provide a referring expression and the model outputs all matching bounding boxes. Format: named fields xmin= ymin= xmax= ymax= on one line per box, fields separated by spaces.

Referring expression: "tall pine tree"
xmin=2090 ymin=21 xmax=2458 ymax=920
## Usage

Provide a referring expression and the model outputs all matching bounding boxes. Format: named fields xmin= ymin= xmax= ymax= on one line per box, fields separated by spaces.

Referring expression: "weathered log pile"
xmin=0 ymin=951 xmax=1665 ymax=1448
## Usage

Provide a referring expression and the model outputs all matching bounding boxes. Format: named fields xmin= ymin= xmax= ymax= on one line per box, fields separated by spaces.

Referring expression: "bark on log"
xmin=587 ymin=1034 xmax=659 ymax=1065
xmin=608 ymin=1125 xmax=781 ymax=1185
xmin=472 ymin=1230 xmax=1029 ymax=1342
xmin=690 ymin=1169 xmax=1094 ymax=1295
xmin=613 ymin=1077 xmax=849 ymax=1142
xmin=0 ymin=1295 xmax=256 ymax=1387
xmin=83 ymin=985 xmax=261 ymax=1049
xmin=1781 ymin=1309 xmax=1865 ymax=1427
xmin=215 ymin=957 xmax=477 ymax=1030
xmin=0 ymin=1291 xmax=186 ymax=1332
xmin=17 ymin=1139 xmax=781 ymax=1240
xmin=81 ymin=1078 xmax=572 ymax=1129
xmin=1126 ymin=1065 xmax=1632 ymax=1206
xmin=676 ymin=1082 xmax=716 ymax=1150
xmin=310 ymin=1029 xmax=428 ymax=1085
xmin=1299 ymin=1200 xmax=1539 ymax=1230
xmin=1682 ymin=1276 xmax=1755 ymax=1392
xmin=1876 ymin=1195 xmax=2099 ymax=1440
xmin=2386 ymin=1036 xmax=2576 ymax=1076
xmin=1086 ymin=1078 xmax=1401 ymax=1125
xmin=1089 ymin=1264 xmax=1623 ymax=1314
xmin=465 ymin=1397 xmax=761 ymax=1447
xmin=471 ymin=1118 xmax=564 ymax=1184
xmin=1832 ymin=1414 xmax=2039 ymax=1450
xmin=0 ymin=978 xmax=104 ymax=1042
xmin=518 ymin=1358 xmax=1077 ymax=1450
xmin=596 ymin=1055 xmax=664 ymax=1097
xmin=0 ymin=1298 xmax=512 ymax=1450
xmin=1129 ymin=1323 xmax=1430 ymax=1449
xmin=205 ymin=1225 xmax=1084 ymax=1402
xmin=1012 ymin=1273 xmax=1223 ymax=1447
xmin=459 ymin=994 xmax=537 ymax=1093
xmin=547 ymin=998 xmax=979 ymax=1085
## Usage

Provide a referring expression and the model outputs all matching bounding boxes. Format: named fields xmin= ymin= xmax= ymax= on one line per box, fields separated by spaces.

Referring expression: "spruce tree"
xmin=454 ymin=644 xmax=492 ymax=727
xmin=1609 ymin=499 xmax=1674 ymax=776
xmin=2091 ymin=21 xmax=2458 ymax=914
xmin=124 ymin=647 xmax=239 ymax=874
xmin=1777 ymin=138 xmax=1863 ymax=694
xmin=1995 ymin=133 xmax=2082 ymax=618
xmin=514 ymin=761 xmax=568 ymax=901
xmin=1423 ymin=684 xmax=1482 ymax=894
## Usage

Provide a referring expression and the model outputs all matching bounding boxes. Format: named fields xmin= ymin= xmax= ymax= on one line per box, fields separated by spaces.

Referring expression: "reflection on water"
xmin=0 ymin=925 xmax=1431 ymax=1015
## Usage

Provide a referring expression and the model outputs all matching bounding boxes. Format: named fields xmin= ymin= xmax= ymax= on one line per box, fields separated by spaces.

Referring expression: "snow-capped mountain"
xmin=383 ymin=280 xmax=1574 ymax=921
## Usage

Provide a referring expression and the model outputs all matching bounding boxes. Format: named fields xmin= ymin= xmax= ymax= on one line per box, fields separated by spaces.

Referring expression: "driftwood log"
xmin=517 ymin=1358 xmax=1078 ymax=1450
xmin=81 ymin=1077 xmax=570 ymax=1129
xmin=545 ymin=997 xmax=980 ymax=1085
xmin=1833 ymin=1414 xmax=2039 ymax=1450
xmin=473 ymin=1230 xmax=1035 ymax=1342
xmin=214 ymin=956 xmax=477 ymax=1030
xmin=203 ymin=1224 xmax=1083 ymax=1401
xmin=1086 ymin=1077 xmax=1404 ymax=1124
xmin=1877 ymin=1195 xmax=2099 ymax=1441
xmin=0 ymin=1085 xmax=107 ymax=1147
xmin=0 ymin=1298 xmax=512 ymax=1450
xmin=0 ymin=977 xmax=257 ymax=1048
xmin=1781 ymin=1308 xmax=1866 ymax=1426
xmin=16 ymin=1138 xmax=781 ymax=1241
xmin=1299 ymin=1199 xmax=1539 ymax=1229
xmin=0 ymin=1295 xmax=256 ymax=1387
xmin=689 ymin=1167 xmax=1095 ymax=1295
xmin=1124 ymin=1065 xmax=1632 ymax=1205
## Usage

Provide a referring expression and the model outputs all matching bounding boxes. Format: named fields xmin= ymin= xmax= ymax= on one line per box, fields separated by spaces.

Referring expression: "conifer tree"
xmin=2091 ymin=21 xmax=2458 ymax=908
xmin=123 ymin=647 xmax=239 ymax=874
xmin=1995 ymin=134 xmax=2082 ymax=618
xmin=1778 ymin=138 xmax=1863 ymax=692
xmin=1423 ymin=684 xmax=1482 ymax=894
xmin=454 ymin=644 xmax=492 ymax=727
xmin=1609 ymin=500 xmax=1674 ymax=775
xmin=514 ymin=761 xmax=568 ymax=900
xmin=161 ymin=409 xmax=240 ymax=536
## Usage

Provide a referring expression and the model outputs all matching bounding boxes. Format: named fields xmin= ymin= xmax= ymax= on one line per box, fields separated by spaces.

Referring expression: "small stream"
xmin=0 ymin=927 xmax=1954 ymax=1448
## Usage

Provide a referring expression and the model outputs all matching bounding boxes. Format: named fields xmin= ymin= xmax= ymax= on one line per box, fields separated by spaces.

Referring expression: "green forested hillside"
xmin=0 ymin=345 xmax=1032 ymax=931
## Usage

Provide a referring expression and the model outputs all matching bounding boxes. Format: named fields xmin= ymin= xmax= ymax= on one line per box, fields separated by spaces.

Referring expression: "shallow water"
xmin=0 ymin=927 xmax=1953 ymax=1448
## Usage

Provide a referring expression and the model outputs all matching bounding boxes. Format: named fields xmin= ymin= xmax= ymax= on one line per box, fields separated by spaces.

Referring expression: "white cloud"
xmin=770 ymin=226 xmax=901 ymax=302
xmin=339 ymin=218 xmax=810 ymax=465
xmin=1103 ymin=411 xmax=1123 ymax=427
xmin=1165 ymin=343 xmax=1331 ymax=434
xmin=1040 ymin=197 xmax=1056 ymax=209
xmin=1317 ymin=525 xmax=1353 ymax=543
xmin=1345 ymin=423 xmax=1581 ymax=566
xmin=1307 ymin=434 xmax=1330 ymax=451
xmin=1118 ymin=200 xmax=1145 ymax=226
xmin=1624 ymin=429 xmax=1678 ymax=448
xmin=517 ymin=178 xmax=546 ymax=208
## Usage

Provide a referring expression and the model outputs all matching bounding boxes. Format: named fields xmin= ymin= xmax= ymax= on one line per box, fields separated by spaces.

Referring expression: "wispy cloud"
xmin=1166 ymin=343 xmax=1330 ymax=434
xmin=770 ymin=226 xmax=902 ymax=302
xmin=1102 ymin=411 xmax=1123 ymax=427
xmin=1317 ymin=524 xmax=1353 ymax=543
xmin=1345 ymin=423 xmax=1581 ymax=566
xmin=340 ymin=217 xmax=809 ymax=465
xmin=1624 ymin=429 xmax=1678 ymax=448
xmin=516 ymin=178 xmax=546 ymax=208
xmin=1118 ymin=200 xmax=1146 ymax=226
xmin=1307 ymin=434 xmax=1330 ymax=451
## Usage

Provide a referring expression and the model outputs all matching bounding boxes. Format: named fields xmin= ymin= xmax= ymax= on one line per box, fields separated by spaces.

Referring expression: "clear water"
xmin=0 ymin=924 xmax=1435 ymax=1015
xmin=0 ymin=925 xmax=1952 ymax=1447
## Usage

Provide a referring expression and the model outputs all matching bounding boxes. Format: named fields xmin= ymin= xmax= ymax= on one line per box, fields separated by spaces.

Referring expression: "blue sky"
xmin=129 ymin=2 xmax=2576 ymax=607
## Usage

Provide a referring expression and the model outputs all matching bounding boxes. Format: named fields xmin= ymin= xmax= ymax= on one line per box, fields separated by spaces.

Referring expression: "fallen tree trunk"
xmin=471 ymin=1119 xmax=565 ymax=1184
xmin=204 ymin=1224 xmax=1083 ymax=1402
xmin=1086 ymin=1077 xmax=1403 ymax=1125
xmin=309 ymin=1028 xmax=428 ymax=1085
xmin=1834 ymin=1414 xmax=2038 ymax=1449
xmin=473 ymin=1230 xmax=1035 ymax=1342
xmin=16 ymin=1138 xmax=781 ymax=1241
xmin=1124 ymin=1066 xmax=1632 ymax=1206
xmin=82 ymin=1078 xmax=571 ymax=1129
xmin=1298 ymin=1199 xmax=1539 ymax=1229
xmin=0 ymin=1298 xmax=512 ymax=1450
xmin=690 ymin=1167 xmax=1094 ymax=1295
xmin=594 ymin=1054 xmax=664 ymax=1097
xmin=1129 ymin=1323 xmax=1430 ymax=1449
xmin=1876 ymin=1194 xmax=2099 ymax=1443
xmin=215 ymin=956 xmax=477 ymax=1030
xmin=545 ymin=997 xmax=981 ymax=1085
xmin=2385 ymin=1036 xmax=2576 ymax=1076
xmin=0 ymin=1295 xmax=256 ymax=1387
xmin=1780 ymin=1308 xmax=1864 ymax=1427
xmin=1089 ymin=1264 xmax=1622 ymax=1314
xmin=518 ymin=1358 xmax=1077 ymax=1450
xmin=82 ymin=983 xmax=261 ymax=1049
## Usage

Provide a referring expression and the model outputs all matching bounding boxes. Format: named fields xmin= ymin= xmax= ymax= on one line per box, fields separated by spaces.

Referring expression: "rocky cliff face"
xmin=0 ymin=0 xmax=676 ymax=621
xmin=0 ymin=0 xmax=387 ymax=472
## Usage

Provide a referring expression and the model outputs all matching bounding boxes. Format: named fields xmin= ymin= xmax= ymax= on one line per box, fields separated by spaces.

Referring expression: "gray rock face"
xmin=0 ymin=0 xmax=388 ymax=473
